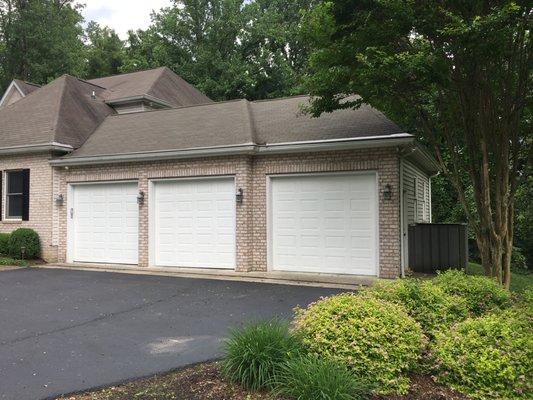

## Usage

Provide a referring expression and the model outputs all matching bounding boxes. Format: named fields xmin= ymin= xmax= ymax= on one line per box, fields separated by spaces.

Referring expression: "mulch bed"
xmin=57 ymin=362 xmax=468 ymax=400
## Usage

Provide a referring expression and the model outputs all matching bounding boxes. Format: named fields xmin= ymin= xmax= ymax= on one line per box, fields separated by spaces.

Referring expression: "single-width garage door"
xmin=152 ymin=177 xmax=235 ymax=269
xmin=270 ymin=173 xmax=378 ymax=275
xmin=70 ymin=182 xmax=138 ymax=264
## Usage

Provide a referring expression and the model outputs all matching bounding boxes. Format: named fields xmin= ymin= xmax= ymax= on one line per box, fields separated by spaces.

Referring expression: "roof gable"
xmin=0 ymin=79 xmax=40 ymax=108
xmin=0 ymin=75 xmax=113 ymax=149
xmin=88 ymin=67 xmax=212 ymax=107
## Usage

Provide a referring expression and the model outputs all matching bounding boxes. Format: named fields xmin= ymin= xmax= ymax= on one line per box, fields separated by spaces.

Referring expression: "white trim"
xmin=148 ymin=175 xmax=237 ymax=269
xmin=66 ymin=180 xmax=140 ymax=264
xmin=399 ymin=159 xmax=405 ymax=277
xmin=0 ymin=142 xmax=73 ymax=155
xmin=0 ymin=81 xmax=25 ymax=107
xmin=49 ymin=135 xmax=415 ymax=166
xmin=2 ymin=169 xmax=25 ymax=221
xmin=105 ymin=94 xmax=174 ymax=109
xmin=266 ymin=171 xmax=379 ymax=277
xmin=429 ymin=177 xmax=433 ymax=223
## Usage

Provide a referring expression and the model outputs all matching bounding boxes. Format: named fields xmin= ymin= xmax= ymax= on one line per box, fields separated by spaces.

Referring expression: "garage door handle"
xmin=70 ymin=208 xmax=74 ymax=219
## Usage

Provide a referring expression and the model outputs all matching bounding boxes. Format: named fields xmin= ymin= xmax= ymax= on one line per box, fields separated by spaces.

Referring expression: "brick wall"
xmin=0 ymin=153 xmax=58 ymax=261
xmin=54 ymin=148 xmax=401 ymax=277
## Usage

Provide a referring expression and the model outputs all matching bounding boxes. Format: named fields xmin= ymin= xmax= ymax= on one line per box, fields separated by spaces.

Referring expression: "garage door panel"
xmin=271 ymin=174 xmax=377 ymax=276
xmin=153 ymin=178 xmax=235 ymax=269
xmin=71 ymin=182 xmax=139 ymax=264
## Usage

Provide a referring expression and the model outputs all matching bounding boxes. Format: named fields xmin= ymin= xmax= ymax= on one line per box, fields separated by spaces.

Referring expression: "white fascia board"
xmin=0 ymin=142 xmax=74 ymax=155
xmin=0 ymin=81 xmax=25 ymax=107
xmin=49 ymin=134 xmax=415 ymax=167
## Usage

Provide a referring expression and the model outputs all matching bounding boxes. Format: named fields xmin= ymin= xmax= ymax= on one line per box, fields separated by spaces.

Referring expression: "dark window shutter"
xmin=0 ymin=171 xmax=2 ymax=221
xmin=22 ymin=169 xmax=30 ymax=221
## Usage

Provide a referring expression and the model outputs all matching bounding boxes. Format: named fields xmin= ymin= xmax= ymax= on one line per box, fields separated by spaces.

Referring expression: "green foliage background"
xmin=0 ymin=0 xmax=530 ymax=269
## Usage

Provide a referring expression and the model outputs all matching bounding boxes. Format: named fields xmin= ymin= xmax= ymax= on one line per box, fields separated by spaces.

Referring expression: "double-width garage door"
xmin=270 ymin=173 xmax=378 ymax=275
xmin=152 ymin=178 xmax=236 ymax=269
xmin=70 ymin=182 xmax=138 ymax=264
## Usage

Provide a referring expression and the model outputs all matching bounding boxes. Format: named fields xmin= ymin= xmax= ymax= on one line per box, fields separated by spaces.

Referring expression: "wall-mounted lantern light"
xmin=137 ymin=191 xmax=145 ymax=205
xmin=383 ymin=184 xmax=392 ymax=201
xmin=55 ymin=194 xmax=64 ymax=206
xmin=236 ymin=188 xmax=244 ymax=204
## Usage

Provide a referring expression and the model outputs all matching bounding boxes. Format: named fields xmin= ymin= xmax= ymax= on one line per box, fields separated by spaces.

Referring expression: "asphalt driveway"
xmin=0 ymin=268 xmax=343 ymax=400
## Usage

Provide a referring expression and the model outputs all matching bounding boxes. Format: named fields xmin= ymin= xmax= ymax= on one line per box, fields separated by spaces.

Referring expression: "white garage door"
xmin=270 ymin=173 xmax=378 ymax=275
xmin=70 ymin=182 xmax=138 ymax=264
xmin=152 ymin=177 xmax=235 ymax=269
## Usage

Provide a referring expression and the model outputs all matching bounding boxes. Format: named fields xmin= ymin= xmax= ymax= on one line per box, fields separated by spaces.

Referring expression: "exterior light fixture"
xmin=55 ymin=194 xmax=64 ymax=206
xmin=383 ymin=184 xmax=392 ymax=201
xmin=137 ymin=191 xmax=145 ymax=205
xmin=236 ymin=188 xmax=244 ymax=204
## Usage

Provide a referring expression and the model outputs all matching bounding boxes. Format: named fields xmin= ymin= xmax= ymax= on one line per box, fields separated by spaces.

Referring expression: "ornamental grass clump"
xmin=293 ymin=293 xmax=425 ymax=395
xmin=431 ymin=310 xmax=533 ymax=399
xmin=221 ymin=319 xmax=304 ymax=391
xmin=433 ymin=269 xmax=511 ymax=316
xmin=366 ymin=278 xmax=469 ymax=338
xmin=273 ymin=355 xmax=374 ymax=400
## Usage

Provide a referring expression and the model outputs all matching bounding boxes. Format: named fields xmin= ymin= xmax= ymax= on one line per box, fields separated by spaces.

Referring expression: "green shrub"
xmin=293 ymin=293 xmax=424 ymax=395
xmin=273 ymin=355 xmax=373 ymax=400
xmin=0 ymin=233 xmax=10 ymax=255
xmin=434 ymin=269 xmax=511 ymax=316
xmin=221 ymin=319 xmax=304 ymax=391
xmin=8 ymin=228 xmax=40 ymax=259
xmin=366 ymin=279 xmax=469 ymax=337
xmin=432 ymin=311 xmax=533 ymax=399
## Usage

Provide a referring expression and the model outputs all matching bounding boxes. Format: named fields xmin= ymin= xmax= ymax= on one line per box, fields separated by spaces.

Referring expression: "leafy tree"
xmin=122 ymin=0 xmax=316 ymax=101
xmin=84 ymin=21 xmax=125 ymax=79
xmin=302 ymin=0 xmax=531 ymax=288
xmin=0 ymin=0 xmax=85 ymax=89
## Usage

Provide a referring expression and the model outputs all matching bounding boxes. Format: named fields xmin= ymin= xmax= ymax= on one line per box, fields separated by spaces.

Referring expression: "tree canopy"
xmin=302 ymin=0 xmax=531 ymax=287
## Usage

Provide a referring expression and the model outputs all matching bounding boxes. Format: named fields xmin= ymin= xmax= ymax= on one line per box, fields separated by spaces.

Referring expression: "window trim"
xmin=3 ymin=170 xmax=24 ymax=221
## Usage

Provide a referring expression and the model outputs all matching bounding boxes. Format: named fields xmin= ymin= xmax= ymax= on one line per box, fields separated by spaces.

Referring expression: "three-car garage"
xmin=67 ymin=173 xmax=379 ymax=276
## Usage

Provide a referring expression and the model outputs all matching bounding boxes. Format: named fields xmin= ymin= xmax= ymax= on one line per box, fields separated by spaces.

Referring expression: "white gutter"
xmin=0 ymin=142 xmax=73 ymax=155
xmin=49 ymin=134 xmax=414 ymax=167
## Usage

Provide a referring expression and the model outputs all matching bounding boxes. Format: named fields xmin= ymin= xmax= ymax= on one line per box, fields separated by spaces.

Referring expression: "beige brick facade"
xmin=0 ymin=153 xmax=58 ymax=261
xmin=53 ymin=148 xmax=401 ymax=278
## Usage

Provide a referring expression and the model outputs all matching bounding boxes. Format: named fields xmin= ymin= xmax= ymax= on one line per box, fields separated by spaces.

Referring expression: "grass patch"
xmin=466 ymin=262 xmax=532 ymax=293
xmin=0 ymin=256 xmax=28 ymax=267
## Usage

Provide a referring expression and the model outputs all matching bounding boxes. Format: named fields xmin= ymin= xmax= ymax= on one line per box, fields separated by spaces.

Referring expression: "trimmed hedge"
xmin=8 ymin=228 xmax=40 ymax=259
xmin=432 ymin=310 xmax=533 ymax=399
xmin=293 ymin=293 xmax=425 ymax=395
xmin=0 ymin=233 xmax=10 ymax=255
xmin=365 ymin=279 xmax=469 ymax=337
xmin=433 ymin=269 xmax=511 ymax=316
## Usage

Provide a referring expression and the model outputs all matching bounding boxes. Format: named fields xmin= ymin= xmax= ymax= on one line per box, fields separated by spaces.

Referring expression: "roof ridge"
xmin=13 ymin=79 xmax=41 ymax=88
xmin=87 ymin=67 xmax=165 ymax=82
xmin=50 ymin=75 xmax=70 ymax=140
xmin=74 ymin=77 xmax=108 ymax=91
xmin=105 ymin=98 xmax=245 ymax=118
xmin=243 ymin=99 xmax=258 ymax=145
xmin=144 ymin=66 xmax=168 ymax=97
xmin=251 ymin=94 xmax=309 ymax=103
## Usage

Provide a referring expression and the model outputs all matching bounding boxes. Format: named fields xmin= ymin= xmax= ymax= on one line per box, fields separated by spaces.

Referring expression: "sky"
xmin=78 ymin=0 xmax=173 ymax=39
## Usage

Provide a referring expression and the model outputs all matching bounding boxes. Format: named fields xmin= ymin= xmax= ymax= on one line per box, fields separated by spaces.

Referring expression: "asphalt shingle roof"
xmin=88 ymin=67 xmax=212 ymax=107
xmin=68 ymin=95 xmax=405 ymax=158
xmin=0 ymin=68 xmax=406 ymax=157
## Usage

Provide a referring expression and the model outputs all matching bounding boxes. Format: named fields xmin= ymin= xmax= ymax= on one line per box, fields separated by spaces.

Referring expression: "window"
xmin=5 ymin=170 xmax=25 ymax=219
